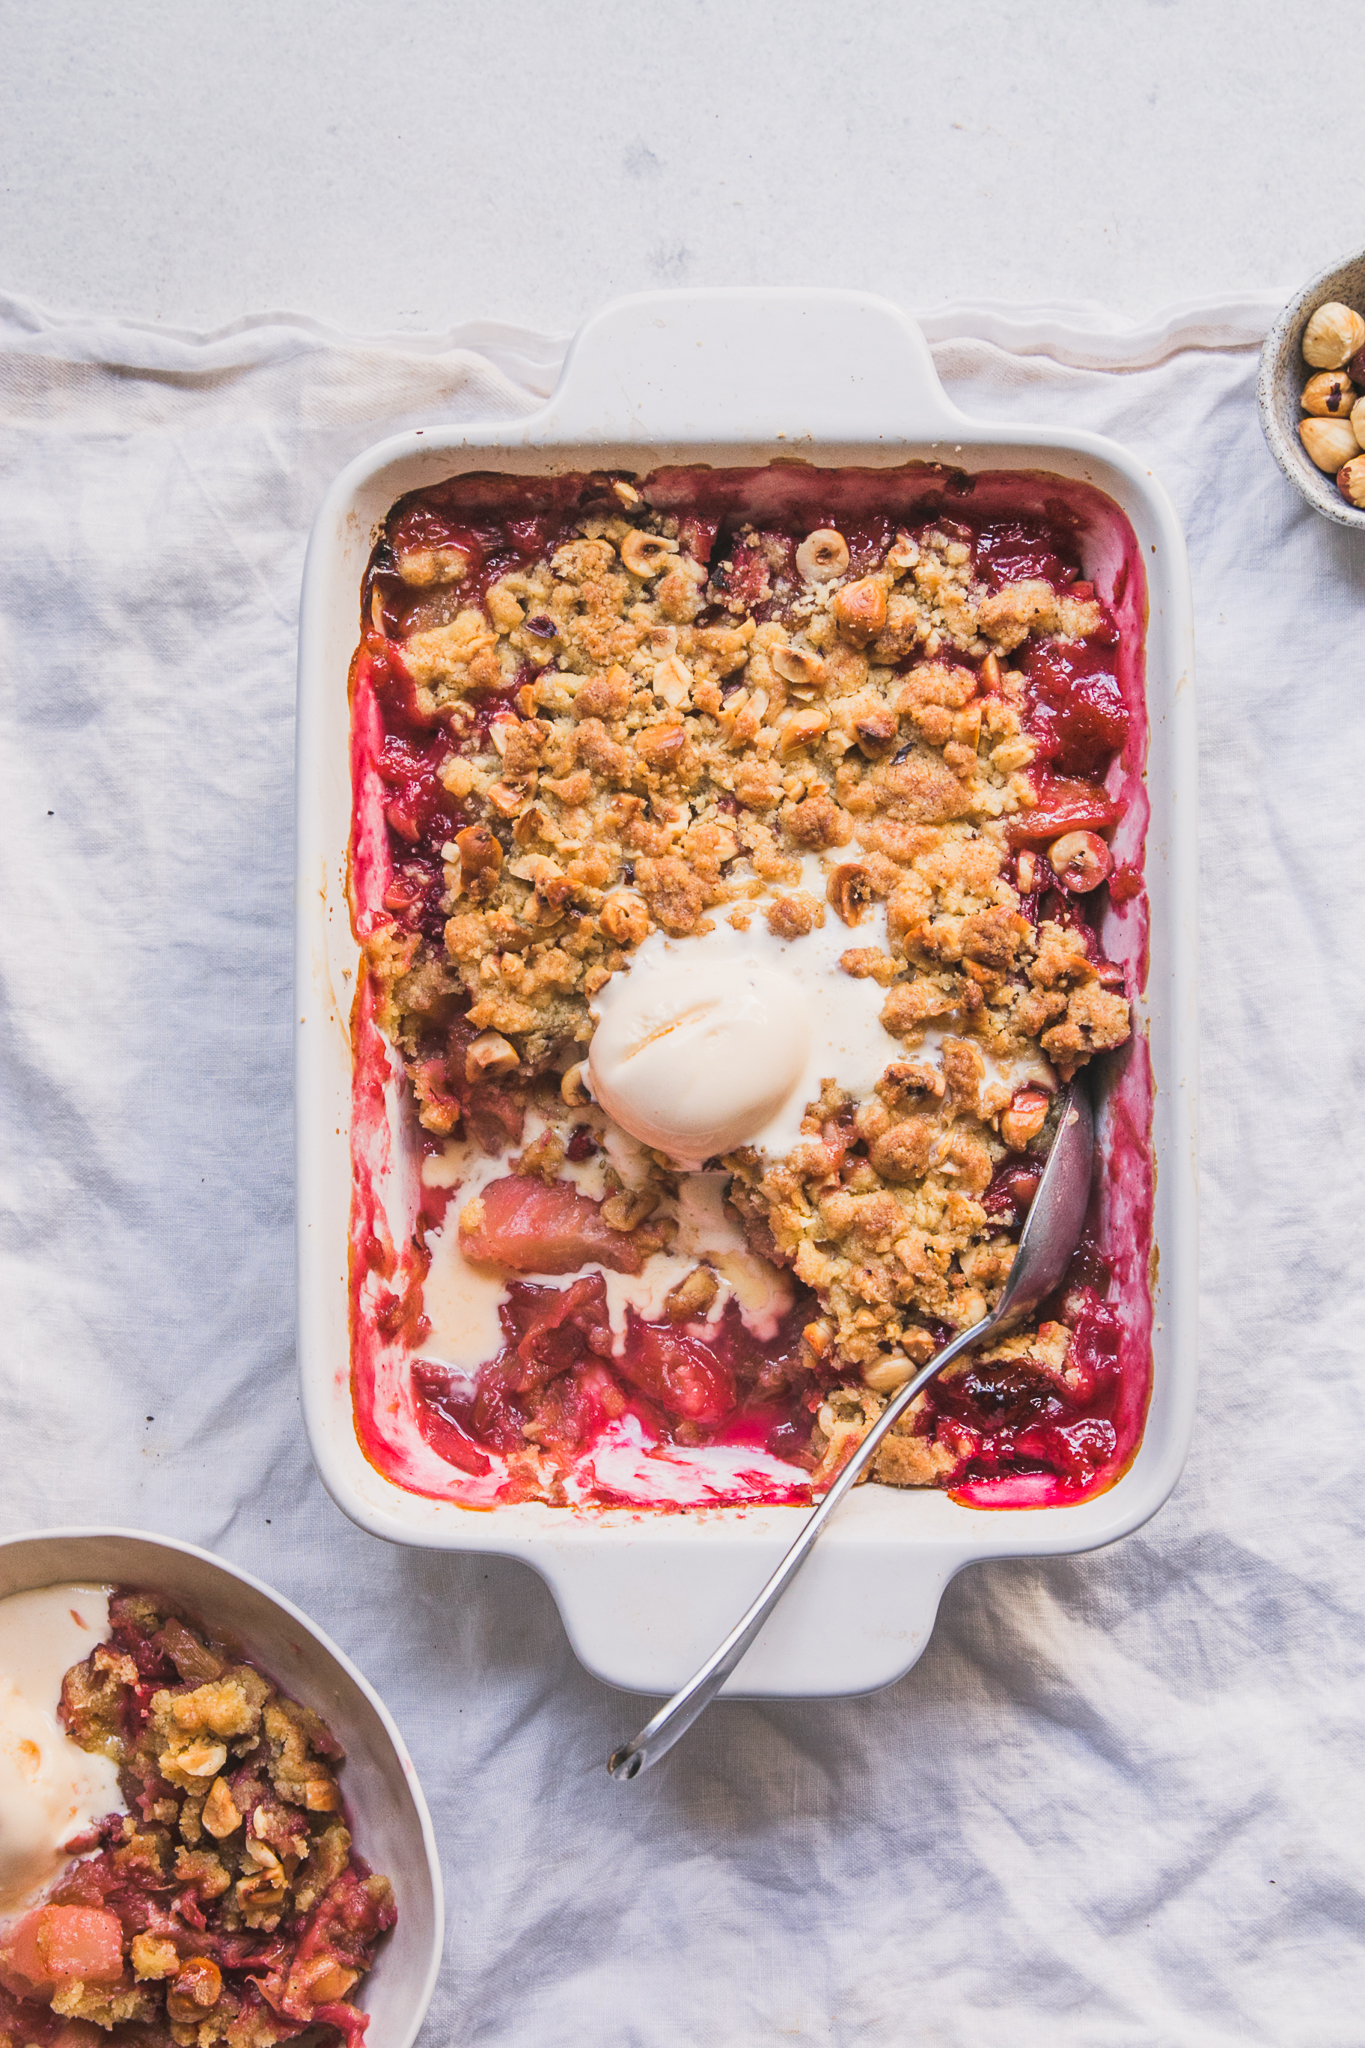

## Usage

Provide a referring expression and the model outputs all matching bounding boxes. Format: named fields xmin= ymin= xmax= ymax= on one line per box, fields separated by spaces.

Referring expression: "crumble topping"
xmin=353 ymin=476 xmax=1138 ymax=1502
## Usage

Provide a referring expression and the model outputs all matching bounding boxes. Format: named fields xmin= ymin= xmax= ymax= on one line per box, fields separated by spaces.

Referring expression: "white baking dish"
xmin=296 ymin=288 xmax=1197 ymax=1700
xmin=0 ymin=1527 xmax=443 ymax=2048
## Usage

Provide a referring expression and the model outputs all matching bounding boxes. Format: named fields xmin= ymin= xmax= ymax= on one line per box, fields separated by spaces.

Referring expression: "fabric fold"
xmin=0 ymin=285 xmax=1353 ymax=2048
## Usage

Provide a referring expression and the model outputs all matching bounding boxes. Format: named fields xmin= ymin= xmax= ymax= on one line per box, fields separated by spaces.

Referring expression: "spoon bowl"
xmin=608 ymin=1081 xmax=1095 ymax=1780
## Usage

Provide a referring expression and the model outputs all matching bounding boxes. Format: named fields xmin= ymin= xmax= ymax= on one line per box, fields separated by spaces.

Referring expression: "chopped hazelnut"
xmin=200 ymin=1776 xmax=241 ymax=1840
xmin=827 ymin=862 xmax=877 ymax=927
xmin=654 ymin=654 xmax=692 ymax=708
xmin=600 ymin=1187 xmax=656 ymax=1232
xmin=771 ymin=643 xmax=828 ymax=693
xmin=620 ymin=530 xmax=678 ymax=578
xmin=664 ymin=1265 xmax=719 ymax=1321
xmin=600 ymin=892 xmax=650 ymax=947
xmin=167 ymin=1957 xmax=223 ymax=2022
xmin=779 ymin=707 xmax=830 ymax=755
xmin=852 ymin=702 xmax=900 ymax=759
xmin=861 ymin=1353 xmax=919 ymax=1394
xmin=168 ymin=1739 xmax=228 ymax=1778
xmin=454 ymin=822 xmax=503 ymax=901
xmin=1048 ymin=831 xmax=1112 ymax=894
xmin=795 ymin=529 xmax=850 ymax=583
xmin=465 ymin=1032 xmax=519 ymax=1082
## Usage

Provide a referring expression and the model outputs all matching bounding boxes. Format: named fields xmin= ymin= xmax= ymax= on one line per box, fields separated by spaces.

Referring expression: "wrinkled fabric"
xmin=1 ymin=287 xmax=1359 ymax=2047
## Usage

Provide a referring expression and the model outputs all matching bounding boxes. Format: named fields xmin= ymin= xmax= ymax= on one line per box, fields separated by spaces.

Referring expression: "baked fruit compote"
xmin=0 ymin=1587 xmax=394 ymax=2048
xmin=348 ymin=465 xmax=1154 ymax=1513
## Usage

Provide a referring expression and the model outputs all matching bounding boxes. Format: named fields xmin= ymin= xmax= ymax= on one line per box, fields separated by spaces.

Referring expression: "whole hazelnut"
xmin=1349 ymin=345 xmax=1365 ymax=387
xmin=1350 ymin=396 xmax=1365 ymax=446
xmin=1048 ymin=830 xmax=1111 ymax=894
xmin=1303 ymin=370 xmax=1356 ymax=417
xmin=1299 ymin=416 xmax=1361 ymax=473
xmin=1303 ymin=302 xmax=1365 ymax=370
xmin=1337 ymin=457 xmax=1365 ymax=509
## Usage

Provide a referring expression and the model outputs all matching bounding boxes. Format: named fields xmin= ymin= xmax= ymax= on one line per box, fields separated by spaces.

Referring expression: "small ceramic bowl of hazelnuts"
xmin=1259 ymin=249 xmax=1365 ymax=528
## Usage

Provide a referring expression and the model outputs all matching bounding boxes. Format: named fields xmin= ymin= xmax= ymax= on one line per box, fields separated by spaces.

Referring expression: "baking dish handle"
xmin=538 ymin=1526 xmax=968 ymax=1700
xmin=533 ymin=287 xmax=968 ymax=447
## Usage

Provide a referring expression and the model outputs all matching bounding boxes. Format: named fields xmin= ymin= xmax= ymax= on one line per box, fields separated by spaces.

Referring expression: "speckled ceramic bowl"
xmin=1258 ymin=248 xmax=1365 ymax=530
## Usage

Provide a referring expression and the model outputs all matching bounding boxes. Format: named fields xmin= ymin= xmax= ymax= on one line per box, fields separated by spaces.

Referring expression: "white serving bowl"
xmin=296 ymin=287 xmax=1199 ymax=1702
xmin=0 ymin=1527 xmax=443 ymax=2048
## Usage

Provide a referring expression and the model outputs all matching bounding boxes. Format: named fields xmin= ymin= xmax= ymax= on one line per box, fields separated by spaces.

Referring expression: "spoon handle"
xmin=607 ymin=1082 xmax=1090 ymax=1780
xmin=606 ymin=1316 xmax=989 ymax=1781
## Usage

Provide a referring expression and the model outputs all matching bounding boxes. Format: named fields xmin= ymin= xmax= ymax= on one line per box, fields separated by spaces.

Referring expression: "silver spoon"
xmin=607 ymin=1081 xmax=1095 ymax=1781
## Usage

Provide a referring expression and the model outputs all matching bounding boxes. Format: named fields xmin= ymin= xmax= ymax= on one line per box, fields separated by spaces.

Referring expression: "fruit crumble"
xmin=347 ymin=465 xmax=1153 ymax=1512
xmin=0 ymin=1592 xmax=395 ymax=2048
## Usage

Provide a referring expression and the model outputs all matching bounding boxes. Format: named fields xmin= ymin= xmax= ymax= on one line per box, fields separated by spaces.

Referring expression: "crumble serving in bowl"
xmin=0 ymin=1586 xmax=395 ymax=2048
xmin=348 ymin=464 xmax=1152 ymax=1515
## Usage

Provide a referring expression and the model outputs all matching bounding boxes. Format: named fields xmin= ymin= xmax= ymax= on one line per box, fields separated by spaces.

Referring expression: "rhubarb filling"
xmin=347 ymin=466 xmax=1154 ymax=1512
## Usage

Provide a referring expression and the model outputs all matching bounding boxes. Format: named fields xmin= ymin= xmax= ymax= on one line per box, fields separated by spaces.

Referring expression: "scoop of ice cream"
xmin=588 ymin=957 xmax=810 ymax=1169
xmin=0 ymin=1586 xmax=124 ymax=1914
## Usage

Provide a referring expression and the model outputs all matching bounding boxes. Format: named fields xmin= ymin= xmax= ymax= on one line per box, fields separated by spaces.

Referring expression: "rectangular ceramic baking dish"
xmin=296 ymin=288 xmax=1197 ymax=1699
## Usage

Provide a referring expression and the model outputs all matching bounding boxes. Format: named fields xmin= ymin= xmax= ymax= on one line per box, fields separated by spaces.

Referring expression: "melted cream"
xmin=419 ymin=1126 xmax=791 ymax=1373
xmin=0 ymin=1585 xmax=124 ymax=1914
xmin=674 ymin=1173 xmax=748 ymax=1259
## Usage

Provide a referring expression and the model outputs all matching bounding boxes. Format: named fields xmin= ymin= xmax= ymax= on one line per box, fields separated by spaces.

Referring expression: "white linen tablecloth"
xmin=0 ymin=287 xmax=1358 ymax=2046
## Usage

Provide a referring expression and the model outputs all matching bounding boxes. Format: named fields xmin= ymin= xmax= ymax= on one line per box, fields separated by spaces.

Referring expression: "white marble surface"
xmin=0 ymin=0 xmax=1341 ymax=336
